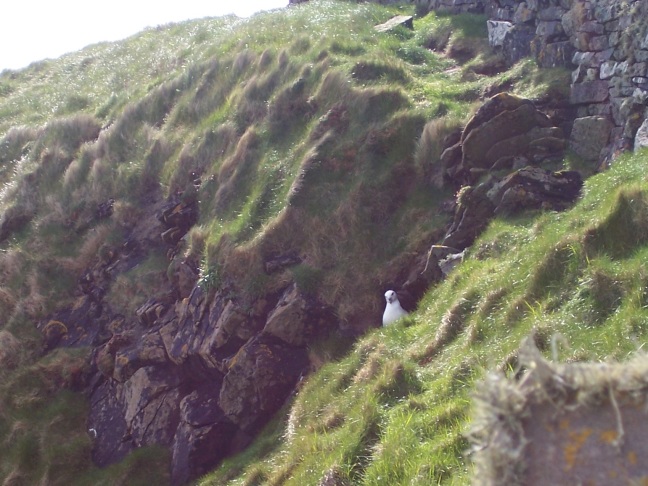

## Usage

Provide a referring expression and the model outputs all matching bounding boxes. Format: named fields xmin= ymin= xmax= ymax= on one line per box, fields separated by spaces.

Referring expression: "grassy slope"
xmin=204 ymin=150 xmax=648 ymax=485
xmin=0 ymin=0 xmax=636 ymax=485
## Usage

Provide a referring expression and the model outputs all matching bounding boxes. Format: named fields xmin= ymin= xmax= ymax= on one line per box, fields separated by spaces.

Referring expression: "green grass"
xmin=201 ymin=151 xmax=648 ymax=484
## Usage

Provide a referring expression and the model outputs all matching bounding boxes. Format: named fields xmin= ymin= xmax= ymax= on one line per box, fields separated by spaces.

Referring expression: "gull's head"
xmin=385 ymin=290 xmax=397 ymax=304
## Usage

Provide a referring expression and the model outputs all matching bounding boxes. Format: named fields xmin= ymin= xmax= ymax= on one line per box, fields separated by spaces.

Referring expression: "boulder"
xmin=461 ymin=94 xmax=558 ymax=172
xmin=442 ymin=167 xmax=582 ymax=249
xmin=136 ymin=297 xmax=168 ymax=327
xmin=88 ymin=379 xmax=134 ymax=467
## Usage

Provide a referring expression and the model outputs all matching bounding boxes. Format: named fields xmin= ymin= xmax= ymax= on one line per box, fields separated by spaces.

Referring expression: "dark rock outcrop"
xmin=36 ymin=188 xmax=339 ymax=484
xmin=441 ymin=93 xmax=567 ymax=188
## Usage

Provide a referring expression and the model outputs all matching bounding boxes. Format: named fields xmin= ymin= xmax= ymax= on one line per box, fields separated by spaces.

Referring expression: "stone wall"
xmin=420 ymin=0 xmax=648 ymax=165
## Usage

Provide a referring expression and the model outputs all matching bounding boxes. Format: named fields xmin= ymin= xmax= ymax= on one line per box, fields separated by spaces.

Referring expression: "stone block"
xmin=574 ymin=32 xmax=591 ymax=51
xmin=374 ymin=15 xmax=414 ymax=33
xmin=588 ymin=35 xmax=609 ymax=52
xmin=569 ymin=116 xmax=613 ymax=161
xmin=572 ymin=51 xmax=594 ymax=66
xmin=635 ymin=50 xmax=648 ymax=63
xmin=634 ymin=118 xmax=648 ymax=152
xmin=633 ymin=88 xmax=648 ymax=103
xmin=536 ymin=20 xmax=564 ymax=41
xmin=600 ymin=61 xmax=616 ymax=80
xmin=537 ymin=6 xmax=565 ymax=21
xmin=502 ymin=24 xmax=535 ymax=65
xmin=594 ymin=48 xmax=614 ymax=64
xmin=513 ymin=2 xmax=534 ymax=23
xmin=561 ymin=8 xmax=578 ymax=37
xmin=570 ymin=80 xmax=610 ymax=104
xmin=535 ymin=40 xmax=575 ymax=68
xmin=487 ymin=20 xmax=513 ymax=47
xmin=629 ymin=62 xmax=648 ymax=77
xmin=594 ymin=2 xmax=623 ymax=22
xmin=578 ymin=20 xmax=605 ymax=35
xmin=470 ymin=340 xmax=648 ymax=486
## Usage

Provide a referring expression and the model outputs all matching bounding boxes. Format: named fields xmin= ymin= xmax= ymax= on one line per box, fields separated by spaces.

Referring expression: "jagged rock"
xmin=442 ymin=167 xmax=582 ymax=250
xmin=158 ymin=194 xmax=198 ymax=248
xmin=159 ymin=197 xmax=198 ymax=230
xmin=439 ymin=142 xmax=464 ymax=186
xmin=40 ymin=295 xmax=105 ymax=350
xmin=122 ymin=365 xmax=182 ymax=447
xmin=168 ymin=259 xmax=199 ymax=299
xmin=487 ymin=167 xmax=583 ymax=215
xmin=219 ymin=333 xmax=309 ymax=433
xmin=486 ymin=126 xmax=565 ymax=167
xmin=163 ymin=287 xmax=268 ymax=374
xmin=89 ymin=379 xmax=133 ymax=467
xmin=513 ymin=2 xmax=534 ymax=24
xmin=569 ymin=116 xmax=613 ymax=162
xmin=171 ymin=381 xmax=237 ymax=485
xmin=458 ymin=93 xmax=562 ymax=177
xmin=113 ymin=329 xmax=170 ymax=382
xmin=197 ymin=298 xmax=257 ymax=370
xmin=136 ymin=298 xmax=165 ymax=328
xmin=442 ymin=184 xmax=495 ymax=251
xmin=263 ymin=284 xmax=334 ymax=346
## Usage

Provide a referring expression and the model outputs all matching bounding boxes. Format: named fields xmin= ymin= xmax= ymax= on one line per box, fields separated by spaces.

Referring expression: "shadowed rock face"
xmin=35 ymin=187 xmax=338 ymax=484
xmin=440 ymin=93 xmax=568 ymax=189
xmin=434 ymin=93 xmax=580 ymax=256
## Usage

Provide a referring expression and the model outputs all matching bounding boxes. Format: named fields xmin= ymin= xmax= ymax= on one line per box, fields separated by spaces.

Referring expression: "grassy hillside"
xmin=0 ymin=0 xmax=639 ymax=485
xmin=203 ymin=149 xmax=648 ymax=485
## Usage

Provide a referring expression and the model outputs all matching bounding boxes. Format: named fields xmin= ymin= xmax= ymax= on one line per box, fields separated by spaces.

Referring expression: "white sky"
xmin=0 ymin=0 xmax=288 ymax=71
